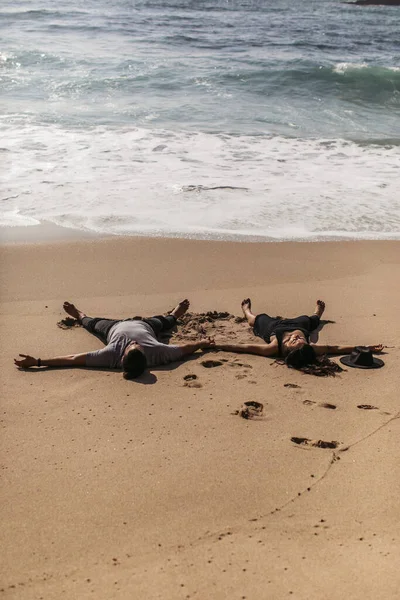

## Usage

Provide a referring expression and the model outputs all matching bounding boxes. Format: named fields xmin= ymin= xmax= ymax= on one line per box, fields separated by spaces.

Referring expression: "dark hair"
xmin=284 ymin=344 xmax=343 ymax=377
xmin=122 ymin=348 xmax=147 ymax=379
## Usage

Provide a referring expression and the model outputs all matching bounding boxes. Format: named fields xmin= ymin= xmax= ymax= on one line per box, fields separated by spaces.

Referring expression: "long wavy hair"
xmin=283 ymin=344 xmax=343 ymax=377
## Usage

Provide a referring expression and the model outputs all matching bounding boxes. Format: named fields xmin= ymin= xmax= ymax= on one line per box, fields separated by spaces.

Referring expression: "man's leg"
xmin=169 ymin=299 xmax=190 ymax=320
xmin=63 ymin=301 xmax=87 ymax=323
xmin=63 ymin=301 xmax=119 ymax=345
xmin=144 ymin=315 xmax=176 ymax=336
xmin=81 ymin=317 xmax=120 ymax=344
xmin=144 ymin=299 xmax=190 ymax=336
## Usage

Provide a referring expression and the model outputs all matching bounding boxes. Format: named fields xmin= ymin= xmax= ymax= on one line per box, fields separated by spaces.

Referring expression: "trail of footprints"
xmin=183 ymin=368 xmax=389 ymax=446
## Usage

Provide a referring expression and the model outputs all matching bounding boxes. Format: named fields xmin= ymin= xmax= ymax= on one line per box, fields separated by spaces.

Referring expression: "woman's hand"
xmin=14 ymin=354 xmax=38 ymax=368
xmin=368 ymin=344 xmax=384 ymax=353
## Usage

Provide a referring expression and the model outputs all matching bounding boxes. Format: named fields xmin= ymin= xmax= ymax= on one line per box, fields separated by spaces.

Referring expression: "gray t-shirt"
xmin=85 ymin=320 xmax=183 ymax=369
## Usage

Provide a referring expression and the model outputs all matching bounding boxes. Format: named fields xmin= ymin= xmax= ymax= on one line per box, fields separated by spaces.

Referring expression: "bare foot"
xmin=241 ymin=298 xmax=251 ymax=315
xmin=241 ymin=298 xmax=256 ymax=326
xmin=63 ymin=301 xmax=86 ymax=322
xmin=170 ymin=299 xmax=190 ymax=319
xmin=314 ymin=299 xmax=325 ymax=318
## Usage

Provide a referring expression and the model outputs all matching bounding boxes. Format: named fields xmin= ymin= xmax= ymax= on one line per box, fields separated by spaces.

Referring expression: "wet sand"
xmin=1 ymin=236 xmax=399 ymax=599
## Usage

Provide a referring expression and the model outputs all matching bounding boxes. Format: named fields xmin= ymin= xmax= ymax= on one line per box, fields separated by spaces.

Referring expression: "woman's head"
xmin=282 ymin=332 xmax=307 ymax=354
xmin=122 ymin=344 xmax=147 ymax=379
xmin=285 ymin=344 xmax=343 ymax=377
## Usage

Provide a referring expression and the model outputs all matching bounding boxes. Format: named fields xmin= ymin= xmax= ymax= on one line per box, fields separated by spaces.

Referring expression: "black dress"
xmin=253 ymin=313 xmax=321 ymax=356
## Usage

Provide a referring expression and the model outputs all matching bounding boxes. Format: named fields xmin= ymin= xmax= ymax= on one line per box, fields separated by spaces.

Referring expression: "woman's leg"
xmin=313 ymin=300 xmax=325 ymax=318
xmin=308 ymin=299 xmax=325 ymax=331
xmin=241 ymin=298 xmax=256 ymax=327
xmin=242 ymin=299 xmax=281 ymax=342
xmin=287 ymin=300 xmax=325 ymax=333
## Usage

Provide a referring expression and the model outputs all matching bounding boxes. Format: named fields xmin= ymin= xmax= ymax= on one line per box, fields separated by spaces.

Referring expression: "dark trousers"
xmin=81 ymin=314 xmax=177 ymax=345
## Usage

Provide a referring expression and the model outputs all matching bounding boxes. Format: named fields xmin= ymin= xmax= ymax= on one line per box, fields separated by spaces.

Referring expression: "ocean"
xmin=1 ymin=0 xmax=399 ymax=241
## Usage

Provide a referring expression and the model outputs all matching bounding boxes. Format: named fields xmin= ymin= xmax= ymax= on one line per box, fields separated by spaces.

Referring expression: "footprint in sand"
xmin=284 ymin=383 xmax=301 ymax=389
xmin=291 ymin=437 xmax=339 ymax=449
xmin=183 ymin=374 xmax=203 ymax=388
xmin=233 ymin=401 xmax=264 ymax=420
xmin=302 ymin=400 xmax=336 ymax=409
xmin=357 ymin=404 xmax=378 ymax=410
xmin=184 ymin=374 xmax=197 ymax=381
xmin=201 ymin=360 xmax=224 ymax=368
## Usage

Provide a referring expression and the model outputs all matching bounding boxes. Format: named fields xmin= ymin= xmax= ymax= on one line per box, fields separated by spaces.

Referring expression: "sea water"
xmin=1 ymin=0 xmax=399 ymax=241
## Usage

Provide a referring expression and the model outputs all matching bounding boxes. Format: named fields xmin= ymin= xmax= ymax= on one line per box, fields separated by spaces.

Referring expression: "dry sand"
xmin=1 ymin=236 xmax=399 ymax=599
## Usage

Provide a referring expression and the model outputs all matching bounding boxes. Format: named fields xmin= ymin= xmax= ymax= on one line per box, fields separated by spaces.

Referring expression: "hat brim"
xmin=340 ymin=356 xmax=384 ymax=369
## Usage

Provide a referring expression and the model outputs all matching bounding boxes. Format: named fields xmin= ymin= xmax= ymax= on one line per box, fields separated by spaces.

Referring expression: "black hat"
xmin=340 ymin=346 xmax=384 ymax=369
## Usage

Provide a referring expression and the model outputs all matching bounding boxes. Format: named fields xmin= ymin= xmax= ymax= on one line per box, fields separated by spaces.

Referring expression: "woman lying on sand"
xmin=215 ymin=299 xmax=383 ymax=376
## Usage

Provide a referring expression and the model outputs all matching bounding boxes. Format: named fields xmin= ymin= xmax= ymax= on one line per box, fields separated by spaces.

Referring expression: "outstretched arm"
xmin=313 ymin=344 xmax=384 ymax=356
xmin=215 ymin=342 xmax=278 ymax=357
xmin=14 ymin=353 xmax=89 ymax=369
xmin=177 ymin=339 xmax=215 ymax=357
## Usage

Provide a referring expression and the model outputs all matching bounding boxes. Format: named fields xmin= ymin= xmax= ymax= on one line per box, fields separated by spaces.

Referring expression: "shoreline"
xmin=0 ymin=222 xmax=102 ymax=245
xmin=1 ymin=220 xmax=400 ymax=246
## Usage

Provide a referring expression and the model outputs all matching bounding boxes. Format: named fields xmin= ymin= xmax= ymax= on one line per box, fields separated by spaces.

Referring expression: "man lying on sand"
xmin=14 ymin=300 xmax=213 ymax=379
xmin=215 ymin=298 xmax=383 ymax=376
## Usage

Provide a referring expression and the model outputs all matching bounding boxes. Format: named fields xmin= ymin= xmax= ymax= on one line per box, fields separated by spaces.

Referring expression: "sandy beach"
xmin=1 ymin=235 xmax=399 ymax=599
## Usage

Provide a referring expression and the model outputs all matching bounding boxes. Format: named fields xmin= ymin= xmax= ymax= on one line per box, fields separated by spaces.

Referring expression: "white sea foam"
xmin=1 ymin=122 xmax=399 ymax=241
xmin=0 ymin=209 xmax=40 ymax=227
xmin=334 ymin=62 xmax=400 ymax=74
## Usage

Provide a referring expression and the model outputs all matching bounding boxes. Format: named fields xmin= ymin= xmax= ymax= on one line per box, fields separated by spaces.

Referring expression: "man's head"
xmin=122 ymin=342 xmax=147 ymax=379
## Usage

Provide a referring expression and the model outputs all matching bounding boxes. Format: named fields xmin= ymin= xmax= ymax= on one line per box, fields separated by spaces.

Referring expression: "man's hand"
xmin=14 ymin=354 xmax=38 ymax=368
xmin=178 ymin=338 xmax=215 ymax=356
xmin=368 ymin=344 xmax=384 ymax=353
